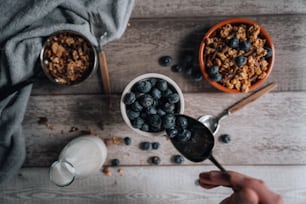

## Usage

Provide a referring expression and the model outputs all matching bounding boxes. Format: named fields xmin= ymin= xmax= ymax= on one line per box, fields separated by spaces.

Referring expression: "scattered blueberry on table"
xmin=152 ymin=142 xmax=160 ymax=150
xmin=124 ymin=137 xmax=132 ymax=145
xmin=173 ymin=155 xmax=184 ymax=164
xmin=159 ymin=56 xmax=173 ymax=67
xmin=171 ymin=64 xmax=184 ymax=72
xmin=150 ymin=156 xmax=161 ymax=165
xmin=219 ymin=134 xmax=231 ymax=143
xmin=140 ymin=141 xmax=151 ymax=150
xmin=111 ymin=159 xmax=120 ymax=166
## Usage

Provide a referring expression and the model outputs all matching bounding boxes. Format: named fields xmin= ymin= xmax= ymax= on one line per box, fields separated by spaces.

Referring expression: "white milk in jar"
xmin=49 ymin=136 xmax=107 ymax=186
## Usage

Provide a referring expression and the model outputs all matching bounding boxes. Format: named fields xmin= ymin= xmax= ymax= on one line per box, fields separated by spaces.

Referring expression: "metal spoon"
xmin=199 ymin=82 xmax=277 ymax=135
xmin=167 ymin=114 xmax=227 ymax=172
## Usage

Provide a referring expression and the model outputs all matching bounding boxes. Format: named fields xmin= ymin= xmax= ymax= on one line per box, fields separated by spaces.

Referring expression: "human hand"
xmin=199 ymin=171 xmax=283 ymax=204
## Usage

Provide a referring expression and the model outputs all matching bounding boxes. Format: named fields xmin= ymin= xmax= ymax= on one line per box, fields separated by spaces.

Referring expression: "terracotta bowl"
xmin=198 ymin=18 xmax=275 ymax=93
xmin=120 ymin=73 xmax=184 ymax=137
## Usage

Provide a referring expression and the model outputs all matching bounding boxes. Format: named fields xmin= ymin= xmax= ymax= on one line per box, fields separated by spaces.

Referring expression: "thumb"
xmin=220 ymin=188 xmax=259 ymax=204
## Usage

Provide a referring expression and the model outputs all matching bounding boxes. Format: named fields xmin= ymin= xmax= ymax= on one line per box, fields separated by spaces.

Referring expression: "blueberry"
xmin=171 ymin=64 xmax=184 ymax=72
xmin=162 ymin=102 xmax=175 ymax=113
xmin=228 ymin=37 xmax=239 ymax=48
xmin=162 ymin=113 xmax=176 ymax=129
xmin=206 ymin=65 xmax=219 ymax=75
xmin=235 ymin=55 xmax=247 ymax=66
xmin=123 ymin=92 xmax=136 ymax=105
xmin=149 ymin=78 xmax=157 ymax=87
xmin=152 ymin=142 xmax=160 ymax=150
xmin=150 ymin=156 xmax=161 ymax=165
xmin=124 ymin=137 xmax=132 ymax=145
xmin=162 ymin=88 xmax=173 ymax=97
xmin=127 ymin=109 xmax=140 ymax=120
xmin=157 ymin=79 xmax=168 ymax=91
xmin=167 ymin=93 xmax=180 ymax=104
xmin=145 ymin=106 xmax=157 ymax=115
xmin=173 ymin=155 xmax=184 ymax=164
xmin=140 ymin=112 xmax=148 ymax=120
xmin=176 ymin=116 xmax=188 ymax=129
xmin=148 ymin=114 xmax=162 ymax=128
xmin=132 ymin=117 xmax=144 ymax=129
xmin=111 ymin=159 xmax=120 ymax=166
xmin=131 ymin=101 xmax=143 ymax=112
xmin=166 ymin=128 xmax=178 ymax=138
xmin=177 ymin=129 xmax=192 ymax=142
xmin=264 ymin=46 xmax=272 ymax=59
xmin=150 ymin=126 xmax=162 ymax=132
xmin=220 ymin=134 xmax=231 ymax=143
xmin=191 ymin=69 xmax=203 ymax=82
xmin=140 ymin=141 xmax=151 ymax=150
xmin=182 ymin=52 xmax=194 ymax=64
xmin=136 ymin=80 xmax=152 ymax=93
xmin=150 ymin=88 xmax=162 ymax=100
xmin=157 ymin=108 xmax=166 ymax=116
xmin=184 ymin=65 xmax=193 ymax=75
xmin=139 ymin=94 xmax=154 ymax=108
xmin=239 ymin=40 xmax=251 ymax=51
xmin=141 ymin=123 xmax=150 ymax=132
xmin=209 ymin=73 xmax=223 ymax=82
xmin=159 ymin=56 xmax=173 ymax=67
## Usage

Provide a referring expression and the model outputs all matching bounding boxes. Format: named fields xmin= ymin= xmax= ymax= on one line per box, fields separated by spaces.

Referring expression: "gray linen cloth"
xmin=0 ymin=0 xmax=134 ymax=183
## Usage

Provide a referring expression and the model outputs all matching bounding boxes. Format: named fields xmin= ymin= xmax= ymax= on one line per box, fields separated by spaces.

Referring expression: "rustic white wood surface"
xmin=3 ymin=0 xmax=306 ymax=203
xmin=0 ymin=166 xmax=305 ymax=204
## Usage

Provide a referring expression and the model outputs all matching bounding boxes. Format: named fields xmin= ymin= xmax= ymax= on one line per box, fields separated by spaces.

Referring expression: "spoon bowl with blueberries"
xmin=165 ymin=114 xmax=227 ymax=172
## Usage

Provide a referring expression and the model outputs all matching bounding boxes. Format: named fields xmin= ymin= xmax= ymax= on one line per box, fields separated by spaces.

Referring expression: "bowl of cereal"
xmin=40 ymin=30 xmax=97 ymax=86
xmin=120 ymin=73 xmax=184 ymax=137
xmin=199 ymin=18 xmax=275 ymax=93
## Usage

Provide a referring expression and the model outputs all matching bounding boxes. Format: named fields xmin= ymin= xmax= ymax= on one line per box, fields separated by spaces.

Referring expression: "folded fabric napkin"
xmin=0 ymin=0 xmax=134 ymax=184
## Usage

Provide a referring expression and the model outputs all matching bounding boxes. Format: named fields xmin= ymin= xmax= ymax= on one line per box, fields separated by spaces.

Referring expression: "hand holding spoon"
xmin=199 ymin=82 xmax=277 ymax=135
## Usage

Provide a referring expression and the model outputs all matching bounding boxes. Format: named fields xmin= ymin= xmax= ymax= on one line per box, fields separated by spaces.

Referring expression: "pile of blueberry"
xmin=164 ymin=115 xmax=192 ymax=142
xmin=123 ymin=77 xmax=181 ymax=133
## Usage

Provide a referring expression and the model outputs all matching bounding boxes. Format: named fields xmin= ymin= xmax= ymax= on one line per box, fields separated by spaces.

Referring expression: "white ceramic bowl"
xmin=120 ymin=73 xmax=185 ymax=136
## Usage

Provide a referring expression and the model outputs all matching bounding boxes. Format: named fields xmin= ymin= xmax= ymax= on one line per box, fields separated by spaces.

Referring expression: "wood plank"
xmin=23 ymin=92 xmax=306 ymax=167
xmin=131 ymin=0 xmax=306 ymax=18
xmin=0 ymin=166 xmax=305 ymax=204
xmin=32 ymin=15 xmax=306 ymax=95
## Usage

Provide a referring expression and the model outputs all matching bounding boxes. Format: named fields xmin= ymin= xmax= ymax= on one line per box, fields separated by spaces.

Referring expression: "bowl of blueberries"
xmin=199 ymin=18 xmax=275 ymax=93
xmin=121 ymin=73 xmax=184 ymax=136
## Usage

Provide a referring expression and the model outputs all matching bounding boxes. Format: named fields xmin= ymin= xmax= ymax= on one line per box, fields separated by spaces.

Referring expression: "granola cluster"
xmin=42 ymin=32 xmax=94 ymax=85
xmin=204 ymin=23 xmax=272 ymax=92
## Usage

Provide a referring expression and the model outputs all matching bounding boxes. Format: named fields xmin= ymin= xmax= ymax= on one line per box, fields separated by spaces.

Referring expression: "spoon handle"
xmin=209 ymin=154 xmax=227 ymax=172
xmin=227 ymin=82 xmax=277 ymax=114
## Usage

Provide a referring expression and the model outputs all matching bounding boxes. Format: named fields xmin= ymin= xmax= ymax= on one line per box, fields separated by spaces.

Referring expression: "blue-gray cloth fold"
xmin=0 ymin=0 xmax=134 ymax=183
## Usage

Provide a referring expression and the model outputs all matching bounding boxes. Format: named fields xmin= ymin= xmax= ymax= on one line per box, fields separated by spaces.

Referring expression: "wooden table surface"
xmin=1 ymin=1 xmax=306 ymax=203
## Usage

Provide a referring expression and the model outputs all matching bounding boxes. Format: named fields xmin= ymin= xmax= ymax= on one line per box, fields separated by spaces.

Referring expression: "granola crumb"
xmin=47 ymin=124 xmax=56 ymax=131
xmin=112 ymin=135 xmax=121 ymax=145
xmin=117 ymin=168 xmax=124 ymax=176
xmin=69 ymin=127 xmax=79 ymax=132
xmin=102 ymin=166 xmax=112 ymax=176
xmin=104 ymin=138 xmax=113 ymax=146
